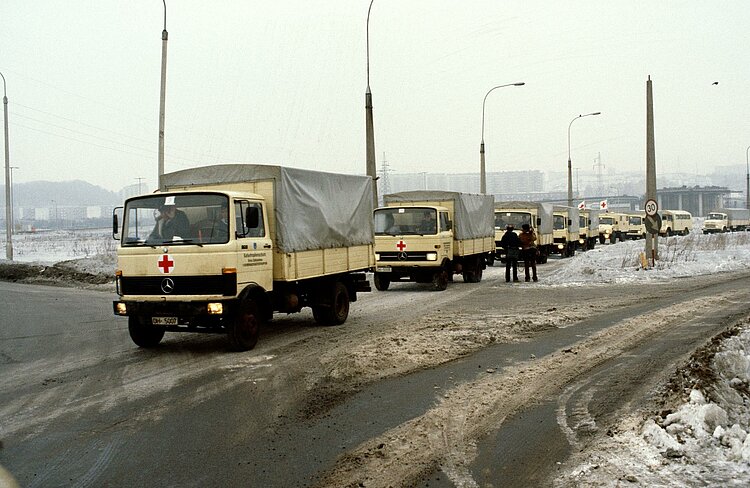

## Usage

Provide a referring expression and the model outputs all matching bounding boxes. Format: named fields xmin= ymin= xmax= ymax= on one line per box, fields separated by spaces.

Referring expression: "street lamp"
xmin=480 ymin=82 xmax=525 ymax=194
xmin=365 ymin=0 xmax=378 ymax=208
xmin=1 ymin=71 xmax=12 ymax=260
xmin=567 ymin=112 xmax=601 ymax=208
xmin=158 ymin=0 xmax=168 ymax=190
xmin=746 ymin=145 xmax=749 ymax=210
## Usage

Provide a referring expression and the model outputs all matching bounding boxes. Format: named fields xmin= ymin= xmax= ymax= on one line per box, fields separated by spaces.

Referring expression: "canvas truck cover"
xmin=161 ymin=164 xmax=374 ymax=254
xmin=494 ymin=201 xmax=554 ymax=235
xmin=383 ymin=191 xmax=494 ymax=240
xmin=720 ymin=208 xmax=750 ymax=220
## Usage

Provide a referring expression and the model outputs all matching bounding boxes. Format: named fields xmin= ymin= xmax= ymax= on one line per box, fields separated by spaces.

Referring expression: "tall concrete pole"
xmin=480 ymin=82 xmax=525 ymax=194
xmin=1 ymin=72 xmax=12 ymax=260
xmin=158 ymin=0 xmax=168 ymax=190
xmin=365 ymin=0 xmax=378 ymax=208
xmin=645 ymin=76 xmax=658 ymax=260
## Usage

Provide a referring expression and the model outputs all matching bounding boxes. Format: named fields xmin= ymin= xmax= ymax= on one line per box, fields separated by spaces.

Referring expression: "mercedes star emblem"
xmin=161 ymin=277 xmax=175 ymax=294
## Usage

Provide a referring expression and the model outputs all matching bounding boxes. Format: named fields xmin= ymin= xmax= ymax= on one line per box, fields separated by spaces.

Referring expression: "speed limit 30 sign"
xmin=645 ymin=199 xmax=658 ymax=216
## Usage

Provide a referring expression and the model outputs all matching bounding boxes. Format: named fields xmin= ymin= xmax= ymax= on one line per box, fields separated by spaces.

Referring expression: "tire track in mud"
xmin=313 ymin=286 xmax=750 ymax=488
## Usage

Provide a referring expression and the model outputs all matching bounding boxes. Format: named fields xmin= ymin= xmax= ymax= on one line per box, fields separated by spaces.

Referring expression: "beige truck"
xmin=598 ymin=212 xmax=628 ymax=243
xmin=552 ymin=205 xmax=580 ymax=257
xmin=703 ymin=208 xmax=750 ymax=233
xmin=373 ymin=191 xmax=494 ymax=291
xmin=578 ymin=209 xmax=599 ymax=251
xmin=112 ymin=164 xmax=374 ymax=351
xmin=625 ymin=213 xmax=646 ymax=239
xmin=493 ymin=201 xmax=554 ymax=263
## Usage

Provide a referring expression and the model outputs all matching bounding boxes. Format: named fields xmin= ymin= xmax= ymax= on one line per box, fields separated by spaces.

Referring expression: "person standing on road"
xmin=500 ymin=224 xmax=522 ymax=283
xmin=519 ymin=223 xmax=538 ymax=282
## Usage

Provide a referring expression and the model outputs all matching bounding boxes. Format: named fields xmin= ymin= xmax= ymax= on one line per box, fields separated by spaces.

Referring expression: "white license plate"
xmin=152 ymin=317 xmax=178 ymax=326
xmin=376 ymin=266 xmax=392 ymax=272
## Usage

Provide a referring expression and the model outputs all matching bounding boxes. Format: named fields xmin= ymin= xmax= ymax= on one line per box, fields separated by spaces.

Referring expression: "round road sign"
xmin=644 ymin=213 xmax=662 ymax=234
xmin=645 ymin=199 xmax=658 ymax=216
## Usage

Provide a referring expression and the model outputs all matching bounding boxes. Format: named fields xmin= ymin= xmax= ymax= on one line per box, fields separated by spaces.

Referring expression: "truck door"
xmin=235 ymin=200 xmax=273 ymax=290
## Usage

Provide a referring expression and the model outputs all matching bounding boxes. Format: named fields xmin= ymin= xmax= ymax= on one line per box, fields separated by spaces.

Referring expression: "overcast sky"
xmin=1 ymin=1 xmax=748 ymax=193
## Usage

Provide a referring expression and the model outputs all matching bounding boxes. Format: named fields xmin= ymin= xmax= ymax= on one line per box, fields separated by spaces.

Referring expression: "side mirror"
xmin=536 ymin=217 xmax=541 ymax=226
xmin=112 ymin=206 xmax=123 ymax=240
xmin=246 ymin=206 xmax=260 ymax=228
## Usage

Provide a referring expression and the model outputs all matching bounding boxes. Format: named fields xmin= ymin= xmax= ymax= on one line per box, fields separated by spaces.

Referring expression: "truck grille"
xmin=119 ymin=275 xmax=236 ymax=296
xmin=378 ymin=251 xmax=431 ymax=261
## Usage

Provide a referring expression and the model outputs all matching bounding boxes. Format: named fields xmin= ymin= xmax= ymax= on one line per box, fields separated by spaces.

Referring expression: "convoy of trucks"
xmin=113 ymin=164 xmax=375 ymax=351
xmin=372 ymin=191 xmax=494 ymax=291
xmin=703 ymin=208 xmax=750 ymax=233
xmin=111 ymin=165 xmax=728 ymax=351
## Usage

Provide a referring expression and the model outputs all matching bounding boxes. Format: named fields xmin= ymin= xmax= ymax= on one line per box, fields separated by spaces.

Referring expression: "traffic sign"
xmin=644 ymin=213 xmax=661 ymax=234
xmin=645 ymin=199 xmax=658 ymax=216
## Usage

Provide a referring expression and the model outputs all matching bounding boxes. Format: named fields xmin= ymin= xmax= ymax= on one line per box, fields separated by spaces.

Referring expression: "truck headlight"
xmin=578 ymin=238 xmax=585 ymax=244
xmin=375 ymin=253 xmax=381 ymax=261
xmin=207 ymin=302 xmax=224 ymax=315
xmin=115 ymin=302 xmax=128 ymax=315
xmin=557 ymin=243 xmax=565 ymax=250
xmin=426 ymin=252 xmax=438 ymax=261
xmin=604 ymin=232 xmax=610 ymax=238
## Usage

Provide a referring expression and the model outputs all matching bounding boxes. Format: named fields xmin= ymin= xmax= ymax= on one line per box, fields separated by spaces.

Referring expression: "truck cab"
xmin=552 ymin=206 xmax=579 ymax=257
xmin=626 ymin=214 xmax=646 ymax=239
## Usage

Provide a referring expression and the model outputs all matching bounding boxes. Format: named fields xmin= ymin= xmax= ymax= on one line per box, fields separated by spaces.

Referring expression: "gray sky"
xmin=1 ymin=1 xmax=748 ymax=193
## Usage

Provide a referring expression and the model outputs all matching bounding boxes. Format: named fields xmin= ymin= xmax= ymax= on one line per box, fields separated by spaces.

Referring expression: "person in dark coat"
xmin=499 ymin=224 xmax=522 ymax=283
xmin=519 ymin=223 xmax=538 ymax=282
xmin=150 ymin=204 xmax=190 ymax=241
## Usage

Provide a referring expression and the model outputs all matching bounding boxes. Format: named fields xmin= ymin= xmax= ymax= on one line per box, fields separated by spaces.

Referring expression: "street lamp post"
xmin=158 ymin=0 xmax=168 ymax=190
xmin=9 ymin=166 xmax=18 ymax=235
xmin=567 ymin=112 xmax=601 ymax=208
xmin=365 ymin=0 xmax=378 ymax=208
xmin=746 ymin=145 xmax=749 ymax=210
xmin=1 ymin=71 xmax=12 ymax=260
xmin=480 ymin=82 xmax=525 ymax=194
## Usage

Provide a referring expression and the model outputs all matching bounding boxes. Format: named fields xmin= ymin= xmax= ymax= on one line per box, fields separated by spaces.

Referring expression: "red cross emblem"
xmin=396 ymin=240 xmax=406 ymax=251
xmin=158 ymin=254 xmax=174 ymax=274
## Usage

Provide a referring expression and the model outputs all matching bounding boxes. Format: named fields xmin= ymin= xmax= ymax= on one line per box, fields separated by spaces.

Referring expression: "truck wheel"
xmin=373 ymin=272 xmax=391 ymax=291
xmin=609 ymin=234 xmax=616 ymax=244
xmin=599 ymin=236 xmax=605 ymax=244
xmin=228 ymin=300 xmax=260 ymax=351
xmin=128 ymin=316 xmax=165 ymax=348
xmin=462 ymin=256 xmax=483 ymax=283
xmin=486 ymin=254 xmax=495 ymax=267
xmin=313 ymin=281 xmax=350 ymax=325
xmin=432 ymin=269 xmax=448 ymax=291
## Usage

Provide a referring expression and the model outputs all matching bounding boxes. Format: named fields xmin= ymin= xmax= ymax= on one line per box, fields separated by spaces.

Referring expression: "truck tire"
xmin=128 ymin=316 xmax=165 ymax=348
xmin=462 ymin=256 xmax=481 ymax=283
xmin=373 ymin=272 xmax=391 ymax=291
xmin=599 ymin=235 xmax=605 ymax=244
xmin=432 ymin=269 xmax=448 ymax=291
xmin=486 ymin=254 xmax=495 ymax=267
xmin=313 ymin=281 xmax=349 ymax=325
xmin=228 ymin=299 xmax=260 ymax=351
xmin=609 ymin=234 xmax=616 ymax=244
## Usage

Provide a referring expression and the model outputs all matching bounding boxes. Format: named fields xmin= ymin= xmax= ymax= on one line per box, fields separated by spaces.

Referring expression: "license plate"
xmin=376 ymin=266 xmax=392 ymax=272
xmin=152 ymin=317 xmax=178 ymax=326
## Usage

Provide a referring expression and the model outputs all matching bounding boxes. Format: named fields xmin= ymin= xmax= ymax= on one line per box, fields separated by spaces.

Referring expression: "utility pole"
xmin=645 ymin=76 xmax=658 ymax=261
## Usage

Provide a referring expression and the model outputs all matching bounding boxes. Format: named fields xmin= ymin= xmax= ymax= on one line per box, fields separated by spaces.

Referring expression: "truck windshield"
xmin=121 ymin=193 xmax=230 ymax=246
xmin=374 ymin=207 xmax=437 ymax=235
xmin=707 ymin=213 xmax=725 ymax=220
xmin=599 ymin=217 xmax=614 ymax=225
xmin=494 ymin=212 xmax=531 ymax=230
xmin=629 ymin=216 xmax=641 ymax=225
xmin=553 ymin=215 xmax=566 ymax=230
xmin=579 ymin=216 xmax=587 ymax=228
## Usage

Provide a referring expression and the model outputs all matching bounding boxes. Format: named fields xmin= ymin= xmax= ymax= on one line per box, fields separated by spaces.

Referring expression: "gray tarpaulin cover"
xmin=494 ymin=201 xmax=554 ymax=235
xmin=383 ymin=191 xmax=494 ymax=240
xmin=162 ymin=164 xmax=374 ymax=253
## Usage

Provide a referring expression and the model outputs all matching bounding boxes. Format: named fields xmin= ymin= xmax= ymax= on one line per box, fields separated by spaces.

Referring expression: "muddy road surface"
xmin=1 ymin=264 xmax=749 ymax=487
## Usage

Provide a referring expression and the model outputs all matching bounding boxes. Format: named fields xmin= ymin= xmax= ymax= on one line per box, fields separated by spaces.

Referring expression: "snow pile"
xmin=559 ymin=327 xmax=750 ymax=487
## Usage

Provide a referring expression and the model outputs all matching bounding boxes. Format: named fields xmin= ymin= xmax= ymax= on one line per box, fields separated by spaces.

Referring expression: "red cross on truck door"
xmin=396 ymin=240 xmax=406 ymax=251
xmin=158 ymin=254 xmax=174 ymax=274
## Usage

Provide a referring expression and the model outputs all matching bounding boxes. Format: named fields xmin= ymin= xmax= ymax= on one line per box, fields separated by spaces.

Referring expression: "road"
xmin=1 ymin=264 xmax=749 ymax=487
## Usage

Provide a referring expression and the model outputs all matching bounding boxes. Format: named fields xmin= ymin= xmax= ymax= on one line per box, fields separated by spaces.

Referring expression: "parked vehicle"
xmin=660 ymin=210 xmax=693 ymax=236
xmin=493 ymin=201 xmax=554 ymax=263
xmin=703 ymin=208 xmax=750 ymax=233
xmin=552 ymin=206 xmax=579 ymax=257
xmin=578 ymin=209 xmax=599 ymax=250
xmin=626 ymin=214 xmax=646 ymax=239
xmin=113 ymin=164 xmax=375 ymax=351
xmin=598 ymin=212 xmax=628 ymax=243
xmin=373 ymin=191 xmax=494 ymax=291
